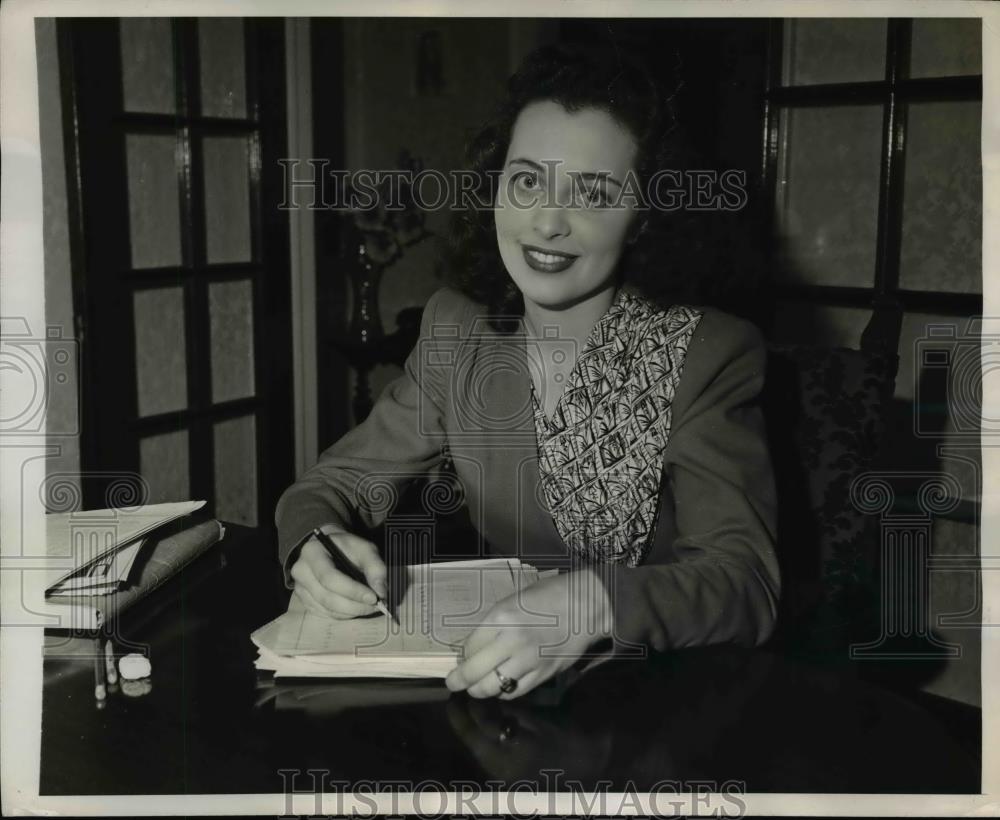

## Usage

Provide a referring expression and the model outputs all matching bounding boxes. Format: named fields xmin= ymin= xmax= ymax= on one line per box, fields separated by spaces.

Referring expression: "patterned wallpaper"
xmin=899 ymin=101 xmax=983 ymax=294
xmin=775 ymin=105 xmax=883 ymax=288
xmin=783 ymin=18 xmax=886 ymax=86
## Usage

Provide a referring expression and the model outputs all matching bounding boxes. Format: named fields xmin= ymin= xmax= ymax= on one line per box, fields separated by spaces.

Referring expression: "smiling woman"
xmin=496 ymin=102 xmax=638 ymax=317
xmin=448 ymin=44 xmax=699 ymax=321
xmin=275 ymin=43 xmax=780 ymax=701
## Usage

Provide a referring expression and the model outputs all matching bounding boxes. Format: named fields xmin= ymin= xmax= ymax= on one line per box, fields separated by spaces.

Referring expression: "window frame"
xmin=761 ymin=18 xmax=983 ymax=333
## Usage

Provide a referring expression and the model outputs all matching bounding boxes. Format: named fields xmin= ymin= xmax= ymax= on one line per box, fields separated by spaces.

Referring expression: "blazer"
xmin=276 ymin=286 xmax=781 ymax=653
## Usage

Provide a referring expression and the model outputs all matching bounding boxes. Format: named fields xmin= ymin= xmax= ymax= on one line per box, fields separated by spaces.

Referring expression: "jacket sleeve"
xmin=274 ymin=288 xmax=452 ymax=587
xmin=600 ymin=310 xmax=781 ymax=651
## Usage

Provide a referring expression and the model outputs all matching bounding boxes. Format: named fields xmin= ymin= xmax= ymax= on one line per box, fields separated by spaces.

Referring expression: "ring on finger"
xmin=494 ymin=668 xmax=518 ymax=695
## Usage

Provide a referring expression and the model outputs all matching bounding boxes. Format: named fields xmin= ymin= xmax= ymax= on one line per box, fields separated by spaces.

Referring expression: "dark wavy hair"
xmin=445 ymin=42 xmax=759 ymax=326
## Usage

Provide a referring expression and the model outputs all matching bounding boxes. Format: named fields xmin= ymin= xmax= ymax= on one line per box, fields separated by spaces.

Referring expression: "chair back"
xmin=763 ymin=339 xmax=899 ymax=654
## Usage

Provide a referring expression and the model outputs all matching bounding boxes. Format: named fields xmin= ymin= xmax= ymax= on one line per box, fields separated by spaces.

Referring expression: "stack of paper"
xmin=44 ymin=501 xmax=206 ymax=595
xmin=252 ymin=558 xmax=544 ymax=679
xmin=40 ymin=501 xmax=218 ymax=631
xmin=47 ymin=538 xmax=146 ymax=596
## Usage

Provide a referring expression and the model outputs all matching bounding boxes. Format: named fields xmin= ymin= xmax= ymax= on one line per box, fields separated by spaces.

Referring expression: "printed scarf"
xmin=531 ymin=290 xmax=702 ymax=566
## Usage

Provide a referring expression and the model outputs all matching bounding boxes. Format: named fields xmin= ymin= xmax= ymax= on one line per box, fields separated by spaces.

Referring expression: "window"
xmin=763 ymin=18 xmax=983 ymax=525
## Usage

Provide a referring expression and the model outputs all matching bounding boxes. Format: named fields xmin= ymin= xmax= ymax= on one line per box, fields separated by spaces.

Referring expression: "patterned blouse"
xmin=530 ymin=289 xmax=703 ymax=567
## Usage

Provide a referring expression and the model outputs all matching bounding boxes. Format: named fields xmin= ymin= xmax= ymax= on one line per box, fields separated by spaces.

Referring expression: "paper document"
xmin=44 ymin=501 xmax=206 ymax=590
xmin=251 ymin=558 xmax=542 ymax=678
xmin=47 ymin=538 xmax=146 ymax=595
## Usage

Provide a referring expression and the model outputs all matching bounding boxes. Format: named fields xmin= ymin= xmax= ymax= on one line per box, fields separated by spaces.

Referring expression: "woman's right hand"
xmin=289 ymin=530 xmax=388 ymax=619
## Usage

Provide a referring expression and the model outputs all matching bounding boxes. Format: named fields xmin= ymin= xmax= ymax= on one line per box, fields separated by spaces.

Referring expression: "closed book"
xmin=42 ymin=517 xmax=225 ymax=632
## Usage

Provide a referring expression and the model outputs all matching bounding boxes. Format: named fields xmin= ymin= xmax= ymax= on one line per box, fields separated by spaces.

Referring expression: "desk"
xmin=40 ymin=527 xmax=979 ymax=795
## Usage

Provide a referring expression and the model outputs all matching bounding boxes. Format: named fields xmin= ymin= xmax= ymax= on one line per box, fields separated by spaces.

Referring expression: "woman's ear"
xmin=624 ymin=213 xmax=649 ymax=247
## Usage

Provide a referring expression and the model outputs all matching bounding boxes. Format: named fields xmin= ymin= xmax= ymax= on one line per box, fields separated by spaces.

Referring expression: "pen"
xmin=311 ymin=528 xmax=398 ymax=625
xmin=104 ymin=637 xmax=118 ymax=685
xmin=93 ymin=636 xmax=106 ymax=703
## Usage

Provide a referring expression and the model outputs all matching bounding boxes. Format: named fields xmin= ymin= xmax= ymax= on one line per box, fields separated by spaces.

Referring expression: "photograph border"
xmin=1 ymin=0 xmax=996 ymax=815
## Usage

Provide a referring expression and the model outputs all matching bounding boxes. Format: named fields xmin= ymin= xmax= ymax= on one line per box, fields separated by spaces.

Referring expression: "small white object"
xmin=120 ymin=678 xmax=153 ymax=698
xmin=118 ymin=653 xmax=152 ymax=680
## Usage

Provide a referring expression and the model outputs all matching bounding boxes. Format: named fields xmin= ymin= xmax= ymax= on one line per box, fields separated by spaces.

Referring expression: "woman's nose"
xmin=531 ymin=201 xmax=570 ymax=240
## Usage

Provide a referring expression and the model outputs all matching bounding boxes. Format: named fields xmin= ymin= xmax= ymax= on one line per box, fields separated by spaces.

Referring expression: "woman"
xmin=276 ymin=44 xmax=780 ymax=700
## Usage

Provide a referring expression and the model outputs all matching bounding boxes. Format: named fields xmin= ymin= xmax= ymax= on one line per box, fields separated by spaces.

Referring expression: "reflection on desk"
xmin=40 ymin=526 xmax=980 ymax=795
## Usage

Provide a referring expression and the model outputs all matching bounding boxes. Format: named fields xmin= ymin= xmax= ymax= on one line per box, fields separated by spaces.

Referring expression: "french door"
xmin=60 ymin=18 xmax=294 ymax=528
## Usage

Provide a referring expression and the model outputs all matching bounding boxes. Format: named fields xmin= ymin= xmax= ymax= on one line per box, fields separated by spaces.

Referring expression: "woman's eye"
xmin=511 ymin=171 xmax=540 ymax=191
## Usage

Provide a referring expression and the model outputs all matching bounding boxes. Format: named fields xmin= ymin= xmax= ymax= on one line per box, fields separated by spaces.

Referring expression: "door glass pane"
xmin=140 ymin=430 xmax=190 ymax=503
xmin=899 ymin=101 xmax=982 ymax=294
xmin=775 ymin=105 xmax=882 ymax=288
xmin=134 ymin=287 xmax=187 ymax=417
xmin=910 ymin=19 xmax=981 ymax=78
xmin=126 ymin=134 xmax=182 ymax=269
xmin=202 ymin=136 xmax=252 ymax=263
xmin=214 ymin=415 xmax=257 ymax=526
xmin=209 ymin=279 xmax=256 ymax=402
xmin=782 ymin=19 xmax=887 ymax=86
xmin=198 ymin=18 xmax=247 ymax=118
xmin=120 ymin=18 xmax=176 ymax=114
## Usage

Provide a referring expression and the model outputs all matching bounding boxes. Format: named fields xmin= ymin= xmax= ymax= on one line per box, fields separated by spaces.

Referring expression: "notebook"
xmin=47 ymin=537 xmax=147 ymax=596
xmin=252 ymin=558 xmax=549 ymax=678
xmin=43 ymin=501 xmax=206 ymax=590
xmin=40 ymin=503 xmax=224 ymax=631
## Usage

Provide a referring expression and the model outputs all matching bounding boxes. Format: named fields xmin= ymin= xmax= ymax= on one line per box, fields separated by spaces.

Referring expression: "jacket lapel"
xmin=466 ymin=327 xmax=568 ymax=563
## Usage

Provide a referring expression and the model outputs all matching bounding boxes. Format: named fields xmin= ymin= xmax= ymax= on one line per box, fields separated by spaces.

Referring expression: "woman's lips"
xmin=521 ymin=244 xmax=578 ymax=273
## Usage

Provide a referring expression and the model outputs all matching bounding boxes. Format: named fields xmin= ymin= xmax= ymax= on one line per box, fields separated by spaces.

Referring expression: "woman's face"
xmin=495 ymin=100 xmax=639 ymax=311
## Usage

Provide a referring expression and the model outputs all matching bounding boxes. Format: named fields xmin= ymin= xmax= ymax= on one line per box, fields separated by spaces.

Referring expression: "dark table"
xmin=40 ymin=526 xmax=980 ymax=795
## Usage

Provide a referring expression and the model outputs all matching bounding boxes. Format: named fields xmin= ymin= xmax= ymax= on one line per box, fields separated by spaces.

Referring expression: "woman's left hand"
xmin=445 ymin=568 xmax=614 ymax=699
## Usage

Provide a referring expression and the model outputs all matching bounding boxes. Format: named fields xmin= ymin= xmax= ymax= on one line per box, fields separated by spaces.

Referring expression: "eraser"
xmin=118 ymin=653 xmax=152 ymax=681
